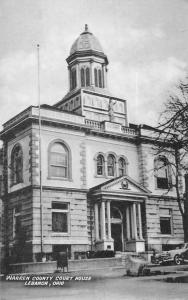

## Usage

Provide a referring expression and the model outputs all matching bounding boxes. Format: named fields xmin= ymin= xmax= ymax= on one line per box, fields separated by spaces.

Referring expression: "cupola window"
xmin=98 ymin=69 xmax=102 ymax=88
xmin=81 ymin=67 xmax=90 ymax=87
xmin=94 ymin=68 xmax=98 ymax=87
xmin=86 ymin=67 xmax=90 ymax=86
xmin=81 ymin=68 xmax=85 ymax=87
xmin=70 ymin=68 xmax=77 ymax=90
xmin=94 ymin=68 xmax=103 ymax=88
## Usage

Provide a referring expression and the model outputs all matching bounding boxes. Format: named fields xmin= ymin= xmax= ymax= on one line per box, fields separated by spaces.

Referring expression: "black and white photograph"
xmin=1 ymin=0 xmax=188 ymax=299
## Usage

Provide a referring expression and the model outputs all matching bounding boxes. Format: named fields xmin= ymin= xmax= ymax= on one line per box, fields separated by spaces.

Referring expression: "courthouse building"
xmin=0 ymin=25 xmax=184 ymax=262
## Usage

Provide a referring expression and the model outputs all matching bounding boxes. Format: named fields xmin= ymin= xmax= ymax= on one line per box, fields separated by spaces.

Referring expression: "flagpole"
xmin=135 ymin=71 xmax=138 ymax=107
xmin=37 ymin=44 xmax=44 ymax=259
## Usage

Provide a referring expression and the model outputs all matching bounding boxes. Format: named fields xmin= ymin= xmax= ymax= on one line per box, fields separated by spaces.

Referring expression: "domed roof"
xmin=70 ymin=25 xmax=104 ymax=55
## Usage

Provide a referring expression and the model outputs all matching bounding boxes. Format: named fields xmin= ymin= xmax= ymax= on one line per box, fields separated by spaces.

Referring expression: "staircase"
xmin=115 ymin=251 xmax=140 ymax=266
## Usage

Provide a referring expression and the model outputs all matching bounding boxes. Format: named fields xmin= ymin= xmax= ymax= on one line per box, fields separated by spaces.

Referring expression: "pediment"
xmin=90 ymin=175 xmax=151 ymax=194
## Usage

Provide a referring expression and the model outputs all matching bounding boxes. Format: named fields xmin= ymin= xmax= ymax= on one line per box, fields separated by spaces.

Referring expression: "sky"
xmin=0 ymin=0 xmax=188 ymax=130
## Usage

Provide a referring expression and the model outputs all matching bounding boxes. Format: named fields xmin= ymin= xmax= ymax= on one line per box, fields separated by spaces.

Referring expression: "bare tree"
xmin=154 ymin=80 xmax=188 ymax=241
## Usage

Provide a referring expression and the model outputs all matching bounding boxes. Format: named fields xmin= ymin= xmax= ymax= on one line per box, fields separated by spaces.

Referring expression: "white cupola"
xmin=66 ymin=24 xmax=109 ymax=92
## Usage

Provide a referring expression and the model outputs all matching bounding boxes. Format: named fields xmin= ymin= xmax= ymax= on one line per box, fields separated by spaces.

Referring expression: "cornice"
xmin=66 ymin=50 xmax=108 ymax=65
xmin=0 ymin=114 xmax=138 ymax=144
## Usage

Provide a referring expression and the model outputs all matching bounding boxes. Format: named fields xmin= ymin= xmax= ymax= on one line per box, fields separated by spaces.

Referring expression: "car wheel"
xmin=174 ymin=254 xmax=181 ymax=265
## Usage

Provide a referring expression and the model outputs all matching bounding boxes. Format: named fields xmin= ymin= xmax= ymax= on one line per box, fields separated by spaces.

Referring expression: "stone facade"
xmin=0 ymin=25 xmax=184 ymax=265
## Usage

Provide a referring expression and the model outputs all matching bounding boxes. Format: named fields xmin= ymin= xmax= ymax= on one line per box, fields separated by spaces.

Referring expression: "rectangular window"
xmin=160 ymin=208 xmax=172 ymax=235
xmin=157 ymin=177 xmax=168 ymax=189
xmin=155 ymin=158 xmax=170 ymax=189
xmin=52 ymin=202 xmax=69 ymax=233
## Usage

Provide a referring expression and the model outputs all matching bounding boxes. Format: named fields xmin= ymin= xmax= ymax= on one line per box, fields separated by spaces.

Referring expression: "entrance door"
xmin=111 ymin=206 xmax=123 ymax=251
xmin=111 ymin=223 xmax=122 ymax=251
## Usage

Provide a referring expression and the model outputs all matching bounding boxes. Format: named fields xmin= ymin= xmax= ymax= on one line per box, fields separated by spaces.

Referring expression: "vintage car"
xmin=151 ymin=243 xmax=188 ymax=265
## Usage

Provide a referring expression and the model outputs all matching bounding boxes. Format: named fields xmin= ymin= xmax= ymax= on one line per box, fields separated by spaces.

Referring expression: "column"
xmin=130 ymin=205 xmax=134 ymax=239
xmin=132 ymin=203 xmax=138 ymax=240
xmin=100 ymin=201 xmax=106 ymax=240
xmin=94 ymin=203 xmax=99 ymax=240
xmin=138 ymin=203 xmax=143 ymax=239
xmin=107 ymin=201 xmax=111 ymax=239
xmin=126 ymin=206 xmax=130 ymax=240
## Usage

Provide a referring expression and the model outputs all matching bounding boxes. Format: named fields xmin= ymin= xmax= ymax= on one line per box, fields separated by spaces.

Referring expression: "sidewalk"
xmin=62 ymin=266 xmax=126 ymax=279
xmin=148 ymin=263 xmax=188 ymax=274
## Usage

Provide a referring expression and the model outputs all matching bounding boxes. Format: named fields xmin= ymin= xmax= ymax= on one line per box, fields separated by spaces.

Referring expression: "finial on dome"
xmin=85 ymin=24 xmax=88 ymax=32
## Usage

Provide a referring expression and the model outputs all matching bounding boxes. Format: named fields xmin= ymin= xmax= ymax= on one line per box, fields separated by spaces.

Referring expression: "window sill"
xmin=95 ymin=175 xmax=105 ymax=178
xmin=105 ymin=175 xmax=116 ymax=179
xmin=95 ymin=174 xmax=123 ymax=179
xmin=10 ymin=181 xmax=23 ymax=188
xmin=47 ymin=177 xmax=73 ymax=182
xmin=51 ymin=232 xmax=70 ymax=236
xmin=158 ymin=234 xmax=173 ymax=237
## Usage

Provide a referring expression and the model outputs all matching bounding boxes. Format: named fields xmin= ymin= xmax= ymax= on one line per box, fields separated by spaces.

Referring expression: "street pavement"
xmin=1 ymin=271 xmax=188 ymax=300
xmin=1 ymin=265 xmax=188 ymax=300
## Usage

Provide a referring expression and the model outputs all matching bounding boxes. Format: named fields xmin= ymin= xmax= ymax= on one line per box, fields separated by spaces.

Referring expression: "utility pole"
xmin=37 ymin=44 xmax=44 ymax=259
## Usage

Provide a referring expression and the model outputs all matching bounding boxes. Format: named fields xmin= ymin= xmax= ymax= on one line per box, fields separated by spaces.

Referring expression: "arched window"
xmin=81 ymin=68 xmax=85 ymax=87
xmin=154 ymin=156 xmax=171 ymax=189
xmin=11 ymin=144 xmax=23 ymax=185
xmin=70 ymin=68 xmax=77 ymax=90
xmin=107 ymin=154 xmax=115 ymax=176
xmin=118 ymin=157 xmax=126 ymax=176
xmin=98 ymin=69 xmax=102 ymax=88
xmin=97 ymin=154 xmax=105 ymax=176
xmin=81 ymin=67 xmax=90 ymax=87
xmin=94 ymin=68 xmax=103 ymax=88
xmin=94 ymin=68 xmax=98 ymax=87
xmin=73 ymin=69 xmax=77 ymax=89
xmin=86 ymin=67 xmax=90 ymax=86
xmin=49 ymin=141 xmax=70 ymax=178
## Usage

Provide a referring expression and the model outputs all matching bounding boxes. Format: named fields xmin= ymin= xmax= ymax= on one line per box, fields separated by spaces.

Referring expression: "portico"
xmin=89 ymin=176 xmax=151 ymax=253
